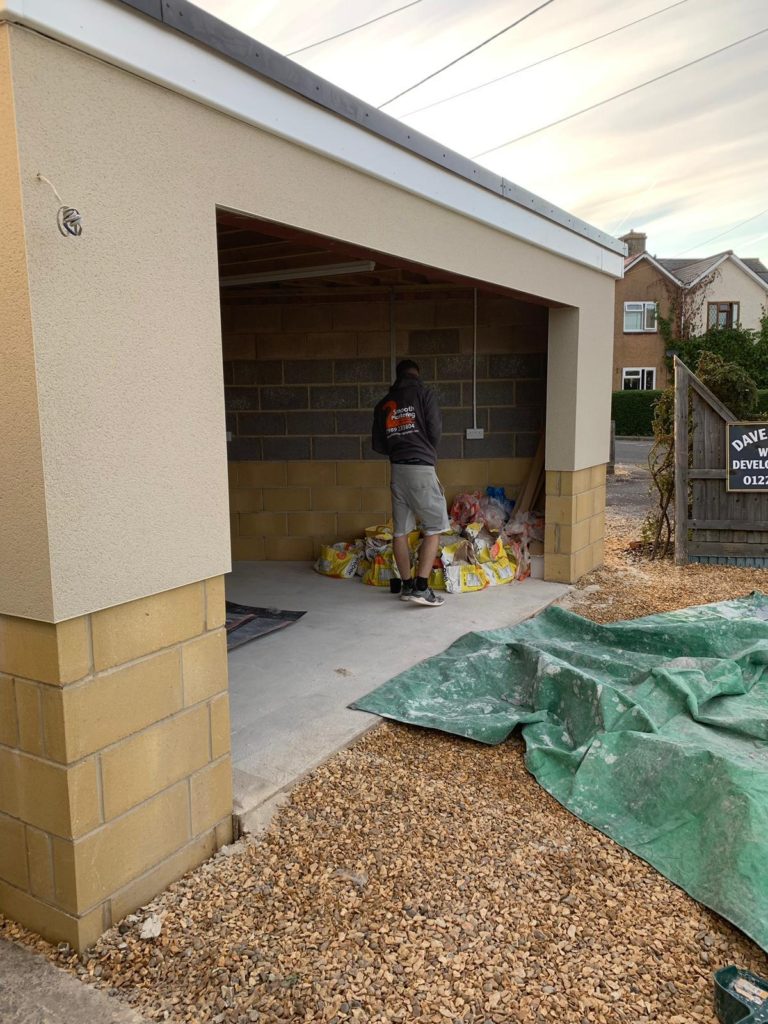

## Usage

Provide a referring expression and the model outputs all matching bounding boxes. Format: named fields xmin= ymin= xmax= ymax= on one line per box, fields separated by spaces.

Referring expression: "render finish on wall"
xmin=3 ymin=19 xmax=618 ymax=622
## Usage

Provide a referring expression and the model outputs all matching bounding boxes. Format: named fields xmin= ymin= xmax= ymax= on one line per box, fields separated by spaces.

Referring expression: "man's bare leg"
xmin=393 ymin=535 xmax=412 ymax=581
xmin=417 ymin=534 xmax=440 ymax=580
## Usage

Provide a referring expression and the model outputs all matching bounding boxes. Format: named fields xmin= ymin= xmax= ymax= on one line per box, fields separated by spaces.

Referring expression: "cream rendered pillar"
xmin=544 ymin=303 xmax=613 ymax=583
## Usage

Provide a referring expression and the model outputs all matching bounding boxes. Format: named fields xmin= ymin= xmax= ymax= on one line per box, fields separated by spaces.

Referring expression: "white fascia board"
xmin=0 ymin=0 xmax=625 ymax=281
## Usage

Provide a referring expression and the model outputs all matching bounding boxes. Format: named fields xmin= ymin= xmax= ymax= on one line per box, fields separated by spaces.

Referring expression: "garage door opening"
xmin=218 ymin=209 xmax=550 ymax=557
xmin=215 ymin=209 xmax=567 ymax=826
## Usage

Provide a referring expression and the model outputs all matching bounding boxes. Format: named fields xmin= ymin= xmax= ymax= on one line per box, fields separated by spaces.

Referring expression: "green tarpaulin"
xmin=352 ymin=593 xmax=768 ymax=950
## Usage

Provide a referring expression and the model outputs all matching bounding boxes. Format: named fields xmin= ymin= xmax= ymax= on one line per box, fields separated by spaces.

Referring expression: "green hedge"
xmin=757 ymin=390 xmax=768 ymax=415
xmin=611 ymin=389 xmax=662 ymax=436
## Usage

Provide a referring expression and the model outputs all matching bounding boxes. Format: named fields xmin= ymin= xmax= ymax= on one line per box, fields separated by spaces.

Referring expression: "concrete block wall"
xmin=229 ymin=457 xmax=534 ymax=559
xmin=544 ymin=467 xmax=607 ymax=582
xmin=222 ymin=295 xmax=546 ymax=463
xmin=223 ymin=294 xmax=546 ymax=557
xmin=0 ymin=577 xmax=232 ymax=950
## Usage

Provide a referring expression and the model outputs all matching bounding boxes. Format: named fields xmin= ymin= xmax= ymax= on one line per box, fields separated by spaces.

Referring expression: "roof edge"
xmin=625 ymin=252 xmax=684 ymax=287
xmin=117 ymin=0 xmax=625 ymax=257
xmin=726 ymin=253 xmax=768 ymax=292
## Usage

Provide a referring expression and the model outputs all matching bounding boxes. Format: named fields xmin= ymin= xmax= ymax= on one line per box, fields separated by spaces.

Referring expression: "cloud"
xmin=196 ymin=0 xmax=768 ymax=258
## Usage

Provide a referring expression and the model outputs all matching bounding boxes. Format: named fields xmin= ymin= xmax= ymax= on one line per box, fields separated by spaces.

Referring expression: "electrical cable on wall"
xmin=37 ymin=173 xmax=83 ymax=237
xmin=473 ymin=288 xmax=478 ymax=431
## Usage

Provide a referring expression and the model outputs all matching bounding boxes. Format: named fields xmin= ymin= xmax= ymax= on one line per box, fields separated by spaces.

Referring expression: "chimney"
xmin=620 ymin=230 xmax=647 ymax=259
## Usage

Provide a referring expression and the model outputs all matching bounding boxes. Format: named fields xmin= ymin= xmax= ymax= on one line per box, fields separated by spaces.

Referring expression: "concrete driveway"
xmin=226 ymin=563 xmax=567 ymax=829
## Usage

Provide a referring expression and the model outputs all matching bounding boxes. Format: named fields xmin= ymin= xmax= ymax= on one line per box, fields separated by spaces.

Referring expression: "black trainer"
xmin=399 ymin=579 xmax=415 ymax=602
xmin=409 ymin=586 xmax=444 ymax=607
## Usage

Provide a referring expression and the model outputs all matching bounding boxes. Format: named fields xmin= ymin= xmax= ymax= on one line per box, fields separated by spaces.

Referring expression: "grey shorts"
xmin=390 ymin=464 xmax=450 ymax=538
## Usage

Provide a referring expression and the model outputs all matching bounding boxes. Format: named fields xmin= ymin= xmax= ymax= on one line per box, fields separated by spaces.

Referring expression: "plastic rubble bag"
xmin=486 ymin=485 xmax=514 ymax=516
xmin=444 ymin=564 xmax=488 ymax=594
xmin=407 ymin=530 xmax=423 ymax=554
xmin=352 ymin=593 xmax=768 ymax=953
xmin=481 ymin=554 xmax=515 ymax=587
xmin=464 ymin=522 xmax=504 ymax=563
xmin=362 ymin=549 xmax=399 ymax=587
xmin=314 ymin=543 xmax=361 ymax=579
xmin=477 ymin=495 xmax=509 ymax=532
xmin=449 ymin=492 xmax=481 ymax=527
xmin=435 ymin=527 xmax=462 ymax=550
xmin=502 ymin=511 xmax=544 ymax=580
xmin=503 ymin=538 xmax=528 ymax=579
xmin=429 ymin=568 xmax=447 ymax=591
xmin=364 ymin=524 xmax=393 ymax=560
xmin=440 ymin=539 xmax=476 ymax=567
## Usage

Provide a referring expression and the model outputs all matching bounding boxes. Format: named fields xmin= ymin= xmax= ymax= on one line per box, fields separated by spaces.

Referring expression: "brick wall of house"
xmin=614 ymin=263 xmax=672 ymax=390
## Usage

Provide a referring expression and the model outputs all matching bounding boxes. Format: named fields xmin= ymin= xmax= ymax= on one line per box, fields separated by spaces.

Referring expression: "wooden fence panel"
xmin=674 ymin=357 xmax=768 ymax=566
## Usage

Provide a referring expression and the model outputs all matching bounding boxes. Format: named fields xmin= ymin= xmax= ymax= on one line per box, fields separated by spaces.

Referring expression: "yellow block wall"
xmin=230 ymin=458 xmax=534 ymax=559
xmin=0 ymin=577 xmax=232 ymax=951
xmin=544 ymin=466 xmax=607 ymax=582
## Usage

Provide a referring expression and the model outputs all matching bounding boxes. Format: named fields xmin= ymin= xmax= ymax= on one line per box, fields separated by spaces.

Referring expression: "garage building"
xmin=0 ymin=0 xmax=624 ymax=949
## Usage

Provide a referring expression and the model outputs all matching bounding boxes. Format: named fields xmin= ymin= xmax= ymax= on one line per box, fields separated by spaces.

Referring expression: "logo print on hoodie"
xmin=384 ymin=400 xmax=417 ymax=436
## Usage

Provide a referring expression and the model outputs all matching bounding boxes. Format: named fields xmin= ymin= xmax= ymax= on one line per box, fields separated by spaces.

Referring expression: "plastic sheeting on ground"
xmin=352 ymin=594 xmax=768 ymax=950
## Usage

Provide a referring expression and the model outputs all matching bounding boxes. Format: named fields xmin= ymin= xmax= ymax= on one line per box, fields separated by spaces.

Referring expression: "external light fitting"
xmin=37 ymin=174 xmax=83 ymax=237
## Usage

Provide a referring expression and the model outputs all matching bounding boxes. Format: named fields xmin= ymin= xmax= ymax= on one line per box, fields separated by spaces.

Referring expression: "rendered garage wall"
xmin=0 ymin=14 xmax=615 ymax=946
xmin=6 ymin=23 xmax=615 ymax=619
xmin=0 ymin=26 xmax=53 ymax=620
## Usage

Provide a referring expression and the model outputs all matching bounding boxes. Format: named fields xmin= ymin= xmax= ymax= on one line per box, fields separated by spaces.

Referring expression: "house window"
xmin=623 ymin=301 xmax=657 ymax=332
xmin=622 ymin=367 xmax=656 ymax=390
xmin=707 ymin=302 xmax=739 ymax=328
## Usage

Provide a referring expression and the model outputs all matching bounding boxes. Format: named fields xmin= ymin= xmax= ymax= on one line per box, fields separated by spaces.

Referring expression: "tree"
xmin=661 ymin=298 xmax=768 ymax=389
xmin=657 ymin=267 xmax=720 ymax=343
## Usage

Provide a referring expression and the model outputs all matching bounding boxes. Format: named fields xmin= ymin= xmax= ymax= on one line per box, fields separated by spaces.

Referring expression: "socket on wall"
xmin=465 ymin=427 xmax=485 ymax=440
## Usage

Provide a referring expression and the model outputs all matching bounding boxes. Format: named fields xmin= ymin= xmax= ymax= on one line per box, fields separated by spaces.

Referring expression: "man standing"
xmin=371 ymin=360 xmax=449 ymax=607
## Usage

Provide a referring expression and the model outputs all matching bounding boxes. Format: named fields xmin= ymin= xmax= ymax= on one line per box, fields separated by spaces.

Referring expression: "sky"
xmin=196 ymin=0 xmax=767 ymax=260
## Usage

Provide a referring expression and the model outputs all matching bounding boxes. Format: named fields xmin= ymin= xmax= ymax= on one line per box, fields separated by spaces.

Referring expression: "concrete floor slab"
xmin=226 ymin=562 xmax=568 ymax=827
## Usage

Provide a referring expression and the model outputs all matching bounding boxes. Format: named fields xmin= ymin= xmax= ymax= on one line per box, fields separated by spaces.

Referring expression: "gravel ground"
xmin=564 ymin=463 xmax=768 ymax=623
xmin=3 ymin=469 xmax=768 ymax=1024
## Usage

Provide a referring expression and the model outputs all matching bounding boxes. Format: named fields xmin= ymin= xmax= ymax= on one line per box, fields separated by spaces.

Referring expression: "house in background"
xmin=613 ymin=230 xmax=768 ymax=391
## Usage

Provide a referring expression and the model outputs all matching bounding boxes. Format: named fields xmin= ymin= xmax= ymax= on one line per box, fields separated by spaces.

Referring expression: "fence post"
xmin=674 ymin=357 xmax=689 ymax=564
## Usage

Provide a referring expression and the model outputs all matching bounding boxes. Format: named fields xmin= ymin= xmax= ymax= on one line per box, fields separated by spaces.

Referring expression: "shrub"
xmin=611 ymin=389 xmax=662 ymax=436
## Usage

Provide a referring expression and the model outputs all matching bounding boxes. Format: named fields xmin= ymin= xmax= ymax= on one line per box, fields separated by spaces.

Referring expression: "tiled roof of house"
xmin=626 ymin=249 xmax=768 ymax=289
xmin=656 ymin=253 xmax=729 ymax=285
xmin=742 ymin=258 xmax=768 ymax=283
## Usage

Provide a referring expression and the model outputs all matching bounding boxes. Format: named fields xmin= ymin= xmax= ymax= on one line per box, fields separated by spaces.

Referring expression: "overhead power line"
xmin=287 ymin=0 xmax=424 ymax=57
xmin=474 ymin=25 xmax=768 ymax=157
xmin=378 ymin=0 xmax=556 ymax=109
xmin=678 ymin=207 xmax=768 ymax=255
xmin=399 ymin=0 xmax=688 ymax=118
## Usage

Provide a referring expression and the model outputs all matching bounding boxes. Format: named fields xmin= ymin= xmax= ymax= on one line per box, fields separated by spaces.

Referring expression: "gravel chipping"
xmin=562 ymin=464 xmax=768 ymax=624
xmin=3 ymin=472 xmax=768 ymax=1023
